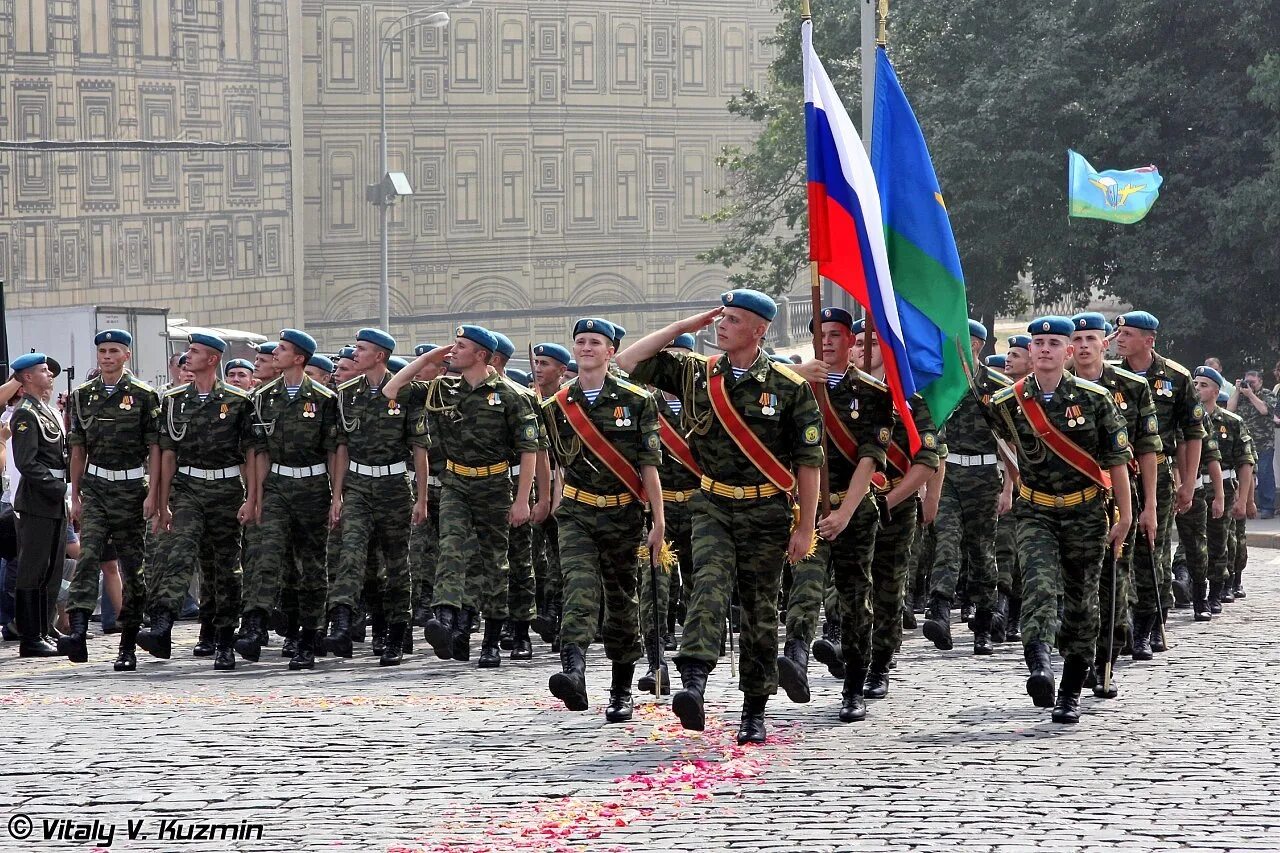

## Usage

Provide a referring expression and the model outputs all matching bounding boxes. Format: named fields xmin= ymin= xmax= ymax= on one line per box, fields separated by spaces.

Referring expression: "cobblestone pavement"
xmin=3 ymin=552 xmax=1280 ymax=853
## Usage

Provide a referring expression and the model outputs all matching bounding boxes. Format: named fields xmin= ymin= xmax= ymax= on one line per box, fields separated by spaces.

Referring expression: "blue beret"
xmin=533 ymin=342 xmax=572 ymax=366
xmin=95 ymin=329 xmax=132 ymax=347
xmin=810 ymin=306 xmax=854 ymax=333
xmin=1217 ymin=391 xmax=1230 ymax=405
xmin=337 ymin=346 xmax=357 ymax=361
xmin=414 ymin=343 xmax=438 ymax=357
xmin=721 ymin=288 xmax=777 ymax=321
xmin=492 ymin=332 xmax=516 ymax=359
xmin=357 ymin=328 xmax=397 ymax=352
xmin=224 ymin=358 xmax=254 ymax=375
xmin=611 ymin=324 xmax=627 ymax=343
xmin=1116 ymin=311 xmax=1159 ymax=332
xmin=1007 ymin=334 xmax=1032 ymax=350
xmin=573 ymin=318 xmax=617 ymax=342
xmin=668 ymin=333 xmax=697 ymax=350
xmin=985 ymin=354 xmax=1007 ymax=369
xmin=1193 ymin=365 xmax=1226 ymax=388
xmin=256 ymin=342 xmax=277 ymax=355
xmin=1071 ymin=312 xmax=1107 ymax=333
xmin=12 ymin=352 xmax=50 ymax=373
xmin=968 ymin=319 xmax=988 ymax=341
xmin=189 ymin=332 xmax=228 ymax=353
xmin=1105 ymin=322 xmax=1114 ymax=336
xmin=387 ymin=356 xmax=409 ymax=374
xmin=1028 ymin=316 xmax=1073 ymax=338
xmin=851 ymin=318 xmax=866 ymax=335
xmin=505 ymin=368 xmax=531 ymax=387
xmin=279 ymin=328 xmax=318 ymax=357
xmin=567 ymin=360 xmax=578 ymax=373
xmin=453 ymin=324 xmax=498 ymax=353
xmin=308 ymin=355 xmax=335 ymax=373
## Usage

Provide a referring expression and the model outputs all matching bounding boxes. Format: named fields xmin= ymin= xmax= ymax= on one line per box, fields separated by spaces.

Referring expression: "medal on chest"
xmin=849 ymin=397 xmax=861 ymax=419
xmin=1156 ymin=379 xmax=1173 ymax=397
xmin=759 ymin=392 xmax=777 ymax=416
xmin=1112 ymin=390 xmax=1128 ymax=411
xmin=486 ymin=392 xmax=501 ymax=407
xmin=1220 ymin=425 xmax=1228 ymax=439
xmin=303 ymin=400 xmax=316 ymax=419
xmin=120 ymin=394 xmax=133 ymax=411
xmin=387 ymin=398 xmax=402 ymax=416
xmin=218 ymin=402 xmax=229 ymax=420
xmin=614 ymin=406 xmax=632 ymax=427
xmin=1065 ymin=404 xmax=1084 ymax=428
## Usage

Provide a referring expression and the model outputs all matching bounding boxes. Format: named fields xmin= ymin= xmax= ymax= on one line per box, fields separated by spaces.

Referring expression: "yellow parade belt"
xmin=828 ymin=490 xmax=849 ymax=507
xmin=563 ymin=485 xmax=635 ymax=508
xmin=1018 ymin=483 xmax=1101 ymax=509
xmin=699 ymin=475 xmax=782 ymax=500
xmin=446 ymin=460 xmax=511 ymax=478
xmin=661 ymin=488 xmax=692 ymax=503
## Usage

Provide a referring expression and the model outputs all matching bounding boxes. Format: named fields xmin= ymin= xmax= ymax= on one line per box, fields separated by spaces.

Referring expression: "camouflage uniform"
xmin=639 ymin=394 xmax=700 ymax=639
xmin=244 ymin=375 xmax=338 ymax=631
xmin=542 ymin=375 xmax=661 ymax=660
xmin=408 ymin=416 xmax=444 ymax=614
xmin=1174 ymin=410 xmax=1221 ymax=592
xmin=151 ymin=382 xmax=254 ymax=628
xmin=989 ymin=373 xmax=1131 ymax=661
xmin=501 ymin=376 xmax=548 ymax=625
xmin=629 ymin=349 xmax=824 ymax=697
xmin=66 ymin=373 xmax=161 ymax=629
xmin=1207 ymin=407 xmax=1254 ymax=591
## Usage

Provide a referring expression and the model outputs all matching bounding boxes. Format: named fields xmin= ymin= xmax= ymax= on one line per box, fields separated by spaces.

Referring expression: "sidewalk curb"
xmin=1248 ymin=532 xmax=1280 ymax=549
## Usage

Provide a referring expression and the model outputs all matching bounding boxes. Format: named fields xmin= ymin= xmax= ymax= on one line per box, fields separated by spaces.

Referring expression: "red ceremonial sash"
xmin=658 ymin=413 xmax=704 ymax=478
xmin=706 ymin=356 xmax=796 ymax=493
xmin=819 ymin=394 xmax=889 ymax=491
xmin=1012 ymin=379 xmax=1112 ymax=491
xmin=886 ymin=441 xmax=912 ymax=476
xmin=553 ymin=387 xmax=647 ymax=502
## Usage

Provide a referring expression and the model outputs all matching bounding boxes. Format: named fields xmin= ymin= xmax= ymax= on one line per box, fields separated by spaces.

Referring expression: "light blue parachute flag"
xmin=1068 ymin=150 xmax=1163 ymax=224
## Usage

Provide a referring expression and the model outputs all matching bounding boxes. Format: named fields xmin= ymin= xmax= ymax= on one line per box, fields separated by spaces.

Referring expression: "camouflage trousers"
xmin=913 ymin=523 xmax=934 ymax=603
xmin=784 ymin=537 xmax=827 ymax=648
xmin=148 ymin=475 xmax=243 ymax=629
xmin=556 ymin=500 xmax=644 ymax=662
xmin=1132 ymin=461 xmax=1175 ymax=617
xmin=675 ymin=491 xmax=792 ymax=696
xmin=639 ymin=499 xmax=692 ymax=636
xmin=830 ymin=496 xmax=880 ymax=668
xmin=433 ymin=471 xmax=512 ymax=619
xmin=1174 ymin=486 xmax=1210 ymax=585
xmin=408 ymin=484 xmax=441 ymax=611
xmin=1207 ymin=482 xmax=1236 ymax=586
xmin=67 ymin=476 xmax=147 ymax=629
xmin=327 ymin=523 xmax=382 ymax=615
xmin=505 ymin=516 xmax=537 ymax=623
xmin=782 ymin=493 xmax=874 ymax=652
xmin=1102 ymin=492 xmax=1137 ymax=648
xmin=243 ymin=473 xmax=331 ymax=630
xmin=870 ymin=497 xmax=919 ymax=663
xmin=1015 ymin=497 xmax=1108 ymax=661
xmin=930 ymin=465 xmax=1001 ymax=608
xmin=996 ymin=511 xmax=1022 ymax=598
xmin=1230 ymin=514 xmax=1247 ymax=583
xmin=534 ymin=515 xmax=561 ymax=613
xmin=334 ymin=473 xmax=412 ymax=624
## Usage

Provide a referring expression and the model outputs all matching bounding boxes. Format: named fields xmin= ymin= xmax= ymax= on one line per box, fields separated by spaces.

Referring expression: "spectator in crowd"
xmin=1229 ymin=368 xmax=1277 ymax=518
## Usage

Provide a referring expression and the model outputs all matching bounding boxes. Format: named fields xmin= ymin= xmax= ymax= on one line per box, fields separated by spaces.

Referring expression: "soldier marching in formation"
xmin=9 ymin=297 xmax=1267 ymax=737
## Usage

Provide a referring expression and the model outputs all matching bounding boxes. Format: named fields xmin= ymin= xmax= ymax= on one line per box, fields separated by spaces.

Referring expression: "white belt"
xmin=178 ymin=465 xmax=240 ymax=481
xmin=348 ymin=461 xmax=407 ymax=477
xmin=270 ymin=463 xmax=327 ymax=479
xmin=426 ymin=475 xmax=442 ymax=488
xmin=49 ymin=468 xmax=67 ymax=479
xmin=87 ymin=464 xmax=146 ymax=482
xmin=949 ymin=453 xmax=998 ymax=467
xmin=1201 ymin=470 xmax=1237 ymax=486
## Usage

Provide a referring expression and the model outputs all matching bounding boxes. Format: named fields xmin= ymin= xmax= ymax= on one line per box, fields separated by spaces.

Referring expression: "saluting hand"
xmin=679 ymin=307 xmax=723 ymax=334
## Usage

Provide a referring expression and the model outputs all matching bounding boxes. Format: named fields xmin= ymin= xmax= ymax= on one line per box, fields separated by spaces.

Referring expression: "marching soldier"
xmin=1114 ymin=311 xmax=1203 ymax=658
xmin=138 ymin=334 xmax=254 ymax=669
xmin=408 ymin=343 xmax=444 ymax=629
xmin=539 ymin=318 xmax=664 ymax=721
xmin=1195 ymin=368 xmax=1255 ymax=610
xmin=988 ymin=317 xmax=1132 ymax=724
xmin=994 ymin=341 xmax=1031 ymax=641
xmin=64 ymin=330 xmax=162 ymax=670
xmin=529 ymin=342 xmax=572 ymax=646
xmin=617 ymin=290 xmax=823 ymax=745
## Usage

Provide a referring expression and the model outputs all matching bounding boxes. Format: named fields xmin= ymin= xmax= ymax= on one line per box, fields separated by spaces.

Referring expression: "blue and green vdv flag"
xmin=1068 ymin=150 xmax=1163 ymax=224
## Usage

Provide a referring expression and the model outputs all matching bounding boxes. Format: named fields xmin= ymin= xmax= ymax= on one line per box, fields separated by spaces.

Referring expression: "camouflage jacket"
xmin=1232 ymin=386 xmax=1276 ymax=454
xmin=159 ymin=381 xmax=254 ymax=468
xmin=1119 ymin=351 xmax=1205 ymax=450
xmin=1071 ymin=363 xmax=1163 ymax=459
xmin=398 ymin=371 xmax=539 ymax=468
xmin=250 ymin=374 xmax=339 ymax=467
xmin=989 ymin=371 xmax=1132 ymax=495
xmin=939 ymin=364 xmax=1011 ymax=456
xmin=335 ymin=370 xmax=430 ymax=466
xmin=501 ymin=375 xmax=550 ymax=463
xmin=67 ymin=371 xmax=161 ymax=469
xmin=629 ymin=348 xmax=824 ymax=486
xmin=1208 ymin=406 xmax=1256 ymax=477
xmin=889 ymin=393 xmax=944 ymax=479
xmin=822 ymin=369 xmax=892 ymax=490
xmin=1197 ymin=410 xmax=1223 ymax=478
xmin=656 ymin=393 xmax=702 ymax=492
xmin=541 ymin=374 xmax=661 ymax=496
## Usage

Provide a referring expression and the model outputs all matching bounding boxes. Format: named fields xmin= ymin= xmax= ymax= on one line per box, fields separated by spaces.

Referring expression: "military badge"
xmin=120 ymin=394 xmax=133 ymax=411
xmin=849 ymin=397 xmax=860 ymax=419
xmin=759 ymin=393 xmax=777 ymax=416
xmin=388 ymin=398 xmax=402 ymax=416
xmin=219 ymin=403 xmax=229 ymax=420
xmin=487 ymin=392 xmax=501 ymax=406
xmin=804 ymin=425 xmax=820 ymax=444
xmin=1145 ymin=415 xmax=1158 ymax=433
xmin=1065 ymin=405 xmax=1084 ymax=428
xmin=879 ymin=427 xmax=891 ymax=445
xmin=646 ymin=432 xmax=660 ymax=450
xmin=923 ymin=433 xmax=937 ymax=449
xmin=303 ymin=401 xmax=316 ymax=419
xmin=15 ymin=421 xmax=27 ymax=433
xmin=1116 ymin=431 xmax=1129 ymax=449
xmin=1193 ymin=403 xmax=1205 ymax=419
xmin=614 ymin=406 xmax=632 ymax=427
xmin=1113 ymin=390 xmax=1128 ymax=411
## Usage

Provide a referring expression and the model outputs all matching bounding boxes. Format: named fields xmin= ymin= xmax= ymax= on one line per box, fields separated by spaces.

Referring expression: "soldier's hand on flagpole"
xmin=1106 ymin=514 xmax=1130 ymax=553
xmin=793 ymin=359 xmax=829 ymax=385
xmin=1139 ymin=500 xmax=1158 ymax=537
xmin=646 ymin=520 xmax=665 ymax=555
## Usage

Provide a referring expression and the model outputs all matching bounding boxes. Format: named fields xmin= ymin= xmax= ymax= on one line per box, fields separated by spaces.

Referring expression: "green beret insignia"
xmin=803 ymin=425 xmax=820 ymax=445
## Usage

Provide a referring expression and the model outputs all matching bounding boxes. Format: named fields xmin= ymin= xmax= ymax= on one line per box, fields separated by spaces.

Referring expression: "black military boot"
xmin=424 ymin=605 xmax=457 ymax=660
xmin=412 ymin=602 xmax=431 ymax=628
xmin=191 ymin=617 xmax=216 ymax=657
xmin=736 ymin=694 xmax=768 ymax=745
xmin=530 ymin=603 xmax=557 ymax=644
xmin=839 ymin=664 xmax=868 ymax=723
xmin=1130 ymin=611 xmax=1154 ymax=660
xmin=864 ymin=649 xmax=892 ymax=700
xmin=1208 ymin=582 xmax=1224 ymax=615
xmin=510 ymin=621 xmax=533 ymax=660
xmin=212 ymin=626 xmax=236 ymax=671
xmin=324 ymin=604 xmax=354 ymax=658
xmin=1150 ymin=610 xmax=1169 ymax=651
xmin=379 ymin=623 xmax=406 ymax=666
xmin=281 ymin=623 xmax=299 ymax=658
xmin=990 ymin=593 xmax=1008 ymax=643
xmin=901 ymin=601 xmax=917 ymax=630
xmin=972 ymin=607 xmax=995 ymax=656
xmin=499 ymin=620 xmax=515 ymax=651
xmin=1233 ymin=568 xmax=1246 ymax=599
xmin=1092 ymin=647 xmax=1119 ymax=699
xmin=401 ymin=623 xmax=414 ymax=654
xmin=452 ymin=609 xmax=475 ymax=661
xmin=113 ymin=625 xmax=139 ymax=672
xmin=234 ymin=610 xmax=266 ymax=663
xmin=478 ymin=618 xmax=504 ymax=668
xmin=16 ymin=590 xmax=59 ymax=657
xmin=289 ymin=629 xmax=318 ymax=671
xmin=672 ymin=661 xmax=711 ymax=731
xmin=1219 ymin=579 xmax=1235 ymax=604
xmin=960 ymin=601 xmax=973 ymax=628
xmin=58 ymin=609 xmax=90 ymax=663
xmin=136 ymin=610 xmax=174 ymax=660
xmin=777 ymin=637 xmax=812 ymax=704
xmin=1006 ymin=595 xmax=1022 ymax=641
xmin=371 ymin=611 xmax=388 ymax=656
xmin=1171 ymin=558 xmax=1192 ymax=608
xmin=637 ymin=632 xmax=670 ymax=695
xmin=549 ymin=644 xmax=589 ymax=711
xmin=605 ymin=662 xmax=635 ymax=723
xmin=811 ymin=617 xmax=845 ymax=679
xmin=351 ymin=609 xmax=368 ymax=643
xmin=1193 ymin=580 xmax=1213 ymax=622
xmin=922 ymin=595 xmax=953 ymax=651
xmin=1024 ymin=641 xmax=1055 ymax=708
xmin=1052 ymin=655 xmax=1088 ymax=724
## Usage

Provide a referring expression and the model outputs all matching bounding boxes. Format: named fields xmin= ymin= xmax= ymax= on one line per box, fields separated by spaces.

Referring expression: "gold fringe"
xmin=637 ymin=540 xmax=678 ymax=574
xmin=787 ymin=505 xmax=819 ymax=561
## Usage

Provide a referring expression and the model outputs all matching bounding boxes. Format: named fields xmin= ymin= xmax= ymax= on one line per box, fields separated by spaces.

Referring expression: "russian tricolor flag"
xmin=802 ymin=20 xmax=921 ymax=452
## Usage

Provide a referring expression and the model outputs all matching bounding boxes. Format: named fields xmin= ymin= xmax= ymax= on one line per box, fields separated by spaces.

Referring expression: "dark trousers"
xmin=15 ymin=512 xmax=67 ymax=631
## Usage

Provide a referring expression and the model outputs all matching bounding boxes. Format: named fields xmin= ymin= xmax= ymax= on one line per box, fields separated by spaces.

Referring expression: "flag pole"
xmin=858 ymin=0 xmax=887 ymax=374
xmin=802 ymin=0 xmax=831 ymax=518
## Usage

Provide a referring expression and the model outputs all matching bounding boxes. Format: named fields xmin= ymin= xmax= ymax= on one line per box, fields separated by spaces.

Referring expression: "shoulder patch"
xmin=309 ymin=380 xmax=336 ymax=399
xmin=991 ymin=386 xmax=1016 ymax=405
xmin=853 ymin=369 xmax=889 ymax=392
xmin=163 ymin=383 xmax=190 ymax=397
xmin=986 ymin=370 xmax=1012 ymax=387
xmin=222 ymin=383 xmax=251 ymax=399
xmin=129 ymin=378 xmax=155 ymax=393
xmin=1109 ymin=365 xmax=1146 ymax=384
xmin=1217 ymin=408 xmax=1244 ymax=425
xmin=612 ymin=377 xmax=650 ymax=398
xmin=1162 ymin=357 xmax=1191 ymax=378
xmin=768 ymin=362 xmax=806 ymax=386
xmin=75 ymin=378 xmax=99 ymax=393
xmin=338 ymin=376 xmax=364 ymax=391
xmin=17 ymin=398 xmax=36 ymax=412
xmin=255 ymin=376 xmax=283 ymax=396
xmin=1073 ymin=376 xmax=1109 ymax=397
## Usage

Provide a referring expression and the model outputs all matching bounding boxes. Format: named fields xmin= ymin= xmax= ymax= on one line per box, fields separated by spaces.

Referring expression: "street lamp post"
xmin=376 ymin=4 xmax=468 ymax=333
